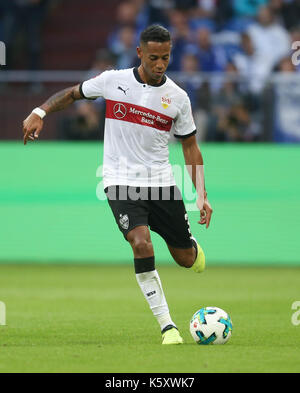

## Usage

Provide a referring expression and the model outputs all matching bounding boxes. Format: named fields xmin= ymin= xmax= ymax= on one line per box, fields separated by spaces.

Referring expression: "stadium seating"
xmin=42 ymin=0 xmax=121 ymax=70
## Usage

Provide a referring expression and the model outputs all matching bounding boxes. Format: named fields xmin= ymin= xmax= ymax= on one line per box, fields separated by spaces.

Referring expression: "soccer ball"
xmin=190 ymin=307 xmax=233 ymax=345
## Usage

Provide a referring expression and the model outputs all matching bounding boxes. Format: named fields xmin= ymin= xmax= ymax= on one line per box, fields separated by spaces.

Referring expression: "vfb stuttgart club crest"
xmin=161 ymin=95 xmax=171 ymax=109
xmin=119 ymin=214 xmax=129 ymax=230
xmin=113 ymin=103 xmax=127 ymax=119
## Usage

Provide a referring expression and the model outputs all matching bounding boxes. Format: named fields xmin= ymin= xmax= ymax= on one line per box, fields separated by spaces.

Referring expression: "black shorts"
xmin=105 ymin=186 xmax=193 ymax=249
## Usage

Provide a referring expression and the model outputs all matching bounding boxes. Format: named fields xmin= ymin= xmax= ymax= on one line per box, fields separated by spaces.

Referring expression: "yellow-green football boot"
xmin=191 ymin=237 xmax=206 ymax=273
xmin=162 ymin=326 xmax=184 ymax=345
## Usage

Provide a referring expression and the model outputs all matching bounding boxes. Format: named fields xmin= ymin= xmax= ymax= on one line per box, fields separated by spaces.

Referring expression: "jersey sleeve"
xmin=79 ymin=71 xmax=109 ymax=100
xmin=173 ymin=94 xmax=197 ymax=139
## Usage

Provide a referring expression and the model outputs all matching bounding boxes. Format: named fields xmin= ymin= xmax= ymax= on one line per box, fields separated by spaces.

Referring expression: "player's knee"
xmin=173 ymin=251 xmax=195 ymax=269
xmin=179 ymin=255 xmax=195 ymax=269
xmin=129 ymin=238 xmax=153 ymax=258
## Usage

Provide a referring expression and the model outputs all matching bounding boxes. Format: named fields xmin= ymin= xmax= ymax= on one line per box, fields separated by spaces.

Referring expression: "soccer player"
xmin=23 ymin=25 xmax=213 ymax=345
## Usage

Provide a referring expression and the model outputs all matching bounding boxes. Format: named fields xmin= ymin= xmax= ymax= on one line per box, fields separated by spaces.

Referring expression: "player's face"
xmin=137 ymin=41 xmax=171 ymax=84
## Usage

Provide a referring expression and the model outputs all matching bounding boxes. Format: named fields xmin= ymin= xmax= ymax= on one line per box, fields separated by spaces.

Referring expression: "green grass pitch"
xmin=0 ymin=265 xmax=299 ymax=373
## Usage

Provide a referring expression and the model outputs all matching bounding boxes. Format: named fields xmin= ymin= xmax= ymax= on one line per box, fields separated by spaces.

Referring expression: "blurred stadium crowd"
xmin=1 ymin=0 xmax=300 ymax=142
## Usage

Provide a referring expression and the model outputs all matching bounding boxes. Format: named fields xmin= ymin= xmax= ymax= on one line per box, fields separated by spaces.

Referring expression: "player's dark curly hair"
xmin=140 ymin=25 xmax=171 ymax=45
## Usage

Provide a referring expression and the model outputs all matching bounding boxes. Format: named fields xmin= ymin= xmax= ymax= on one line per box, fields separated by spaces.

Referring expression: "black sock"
xmin=161 ymin=324 xmax=177 ymax=334
xmin=134 ymin=256 xmax=155 ymax=274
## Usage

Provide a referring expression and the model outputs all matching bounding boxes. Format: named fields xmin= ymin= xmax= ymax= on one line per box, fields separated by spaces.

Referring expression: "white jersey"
xmin=80 ymin=67 xmax=196 ymax=188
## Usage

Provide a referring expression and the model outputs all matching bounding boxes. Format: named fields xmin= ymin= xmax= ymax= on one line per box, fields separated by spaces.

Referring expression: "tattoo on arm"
xmin=40 ymin=85 xmax=83 ymax=114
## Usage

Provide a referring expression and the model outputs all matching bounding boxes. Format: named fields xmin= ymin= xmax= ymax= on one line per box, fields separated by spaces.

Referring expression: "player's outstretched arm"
xmin=23 ymin=84 xmax=83 ymax=145
xmin=180 ymin=135 xmax=213 ymax=228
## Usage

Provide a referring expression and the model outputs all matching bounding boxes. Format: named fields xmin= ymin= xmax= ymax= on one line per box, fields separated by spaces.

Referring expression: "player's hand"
xmin=197 ymin=197 xmax=213 ymax=229
xmin=23 ymin=113 xmax=43 ymax=145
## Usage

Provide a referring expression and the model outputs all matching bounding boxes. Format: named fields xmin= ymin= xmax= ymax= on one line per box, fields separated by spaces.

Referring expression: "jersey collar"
xmin=133 ymin=67 xmax=167 ymax=87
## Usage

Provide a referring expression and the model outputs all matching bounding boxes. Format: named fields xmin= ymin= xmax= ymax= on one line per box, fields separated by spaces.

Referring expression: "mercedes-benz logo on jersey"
xmin=113 ymin=103 xmax=127 ymax=119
